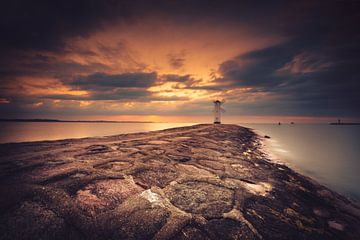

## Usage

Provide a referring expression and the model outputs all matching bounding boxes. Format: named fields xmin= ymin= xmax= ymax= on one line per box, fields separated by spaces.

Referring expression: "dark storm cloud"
xmin=162 ymin=74 xmax=192 ymax=82
xmin=197 ymin=0 xmax=360 ymax=118
xmin=42 ymin=72 xmax=188 ymax=102
xmin=0 ymin=0 xmax=139 ymax=87
xmin=0 ymin=0 xmax=135 ymax=52
xmin=49 ymin=72 xmax=159 ymax=101
xmin=160 ymin=74 xmax=226 ymax=91
xmin=43 ymin=92 xmax=188 ymax=102
xmin=44 ymin=89 xmax=150 ymax=101
xmin=0 ymin=0 xmax=304 ymax=57
xmin=167 ymin=53 xmax=186 ymax=69
xmin=2 ymin=0 xmax=357 ymax=56
xmin=218 ymin=40 xmax=360 ymax=117
xmin=0 ymin=1 xmax=264 ymax=52
xmin=71 ymin=72 xmax=157 ymax=89
xmin=1 ymin=0 xmax=360 ymax=118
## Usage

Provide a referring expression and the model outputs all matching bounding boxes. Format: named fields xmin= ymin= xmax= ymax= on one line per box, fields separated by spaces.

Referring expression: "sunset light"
xmin=1 ymin=1 xmax=360 ymax=239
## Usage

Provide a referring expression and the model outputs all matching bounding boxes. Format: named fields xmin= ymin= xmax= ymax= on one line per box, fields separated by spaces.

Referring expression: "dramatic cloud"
xmin=167 ymin=52 xmax=186 ymax=69
xmin=0 ymin=0 xmax=135 ymax=52
xmin=161 ymin=74 xmax=192 ymax=83
xmin=217 ymin=39 xmax=360 ymax=116
xmin=71 ymin=72 xmax=157 ymax=89
xmin=0 ymin=0 xmax=359 ymax=120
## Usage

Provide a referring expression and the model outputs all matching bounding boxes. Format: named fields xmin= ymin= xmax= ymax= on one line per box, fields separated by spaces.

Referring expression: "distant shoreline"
xmin=329 ymin=122 xmax=360 ymax=125
xmin=0 ymin=118 xmax=154 ymax=123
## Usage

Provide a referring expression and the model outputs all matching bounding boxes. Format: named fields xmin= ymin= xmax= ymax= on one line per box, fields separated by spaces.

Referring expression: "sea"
xmin=243 ymin=123 xmax=360 ymax=201
xmin=0 ymin=121 xmax=359 ymax=201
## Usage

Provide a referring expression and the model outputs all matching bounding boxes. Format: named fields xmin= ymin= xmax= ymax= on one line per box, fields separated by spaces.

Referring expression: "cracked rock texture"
xmin=0 ymin=124 xmax=359 ymax=239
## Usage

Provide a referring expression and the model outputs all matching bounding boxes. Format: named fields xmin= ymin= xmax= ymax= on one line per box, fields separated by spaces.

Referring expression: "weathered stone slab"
xmin=0 ymin=124 xmax=359 ymax=239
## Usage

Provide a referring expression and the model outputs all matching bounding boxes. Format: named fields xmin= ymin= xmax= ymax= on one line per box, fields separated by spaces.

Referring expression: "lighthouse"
xmin=213 ymin=100 xmax=225 ymax=124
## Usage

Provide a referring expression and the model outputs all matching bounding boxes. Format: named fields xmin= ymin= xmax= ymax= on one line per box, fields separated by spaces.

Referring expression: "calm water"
xmin=0 ymin=122 xmax=359 ymax=201
xmin=243 ymin=123 xmax=360 ymax=201
xmin=0 ymin=122 xmax=196 ymax=143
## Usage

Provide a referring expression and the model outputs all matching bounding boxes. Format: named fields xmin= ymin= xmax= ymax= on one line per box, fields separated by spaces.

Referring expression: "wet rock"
xmin=94 ymin=160 xmax=132 ymax=171
xmin=164 ymin=181 xmax=234 ymax=219
xmin=148 ymin=140 xmax=170 ymax=145
xmin=328 ymin=220 xmax=345 ymax=231
xmin=109 ymin=206 xmax=169 ymax=240
xmin=134 ymin=168 xmax=178 ymax=188
xmin=167 ymin=154 xmax=192 ymax=163
xmin=75 ymin=178 xmax=143 ymax=215
xmin=313 ymin=208 xmax=330 ymax=218
xmin=85 ymin=145 xmax=111 ymax=154
xmin=197 ymin=160 xmax=225 ymax=171
xmin=1 ymin=201 xmax=80 ymax=240
xmin=204 ymin=218 xmax=258 ymax=240
xmin=173 ymin=226 xmax=210 ymax=240
xmin=176 ymin=164 xmax=215 ymax=177
xmin=191 ymin=148 xmax=222 ymax=159
xmin=99 ymin=194 xmax=170 ymax=240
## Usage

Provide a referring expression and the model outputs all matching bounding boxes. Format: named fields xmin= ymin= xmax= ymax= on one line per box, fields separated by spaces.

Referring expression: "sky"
xmin=0 ymin=0 xmax=359 ymax=123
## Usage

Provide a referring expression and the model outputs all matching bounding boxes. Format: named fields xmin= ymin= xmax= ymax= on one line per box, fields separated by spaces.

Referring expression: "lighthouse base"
xmin=214 ymin=121 xmax=221 ymax=124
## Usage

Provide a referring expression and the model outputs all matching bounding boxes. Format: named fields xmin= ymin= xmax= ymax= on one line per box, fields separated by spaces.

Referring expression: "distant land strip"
xmin=329 ymin=122 xmax=360 ymax=125
xmin=0 ymin=119 xmax=154 ymax=123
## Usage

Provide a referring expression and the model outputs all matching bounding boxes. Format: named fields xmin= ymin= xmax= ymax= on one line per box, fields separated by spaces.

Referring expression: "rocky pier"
xmin=0 ymin=124 xmax=359 ymax=239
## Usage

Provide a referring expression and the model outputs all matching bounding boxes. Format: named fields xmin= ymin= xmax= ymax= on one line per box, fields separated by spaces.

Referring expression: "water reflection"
xmin=0 ymin=122 xmax=197 ymax=143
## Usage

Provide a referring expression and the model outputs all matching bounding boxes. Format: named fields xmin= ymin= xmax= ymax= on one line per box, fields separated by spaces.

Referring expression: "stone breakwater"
xmin=0 ymin=124 xmax=359 ymax=239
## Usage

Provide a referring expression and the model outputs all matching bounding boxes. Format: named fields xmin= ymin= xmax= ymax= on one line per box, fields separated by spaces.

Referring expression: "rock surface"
xmin=0 ymin=124 xmax=359 ymax=239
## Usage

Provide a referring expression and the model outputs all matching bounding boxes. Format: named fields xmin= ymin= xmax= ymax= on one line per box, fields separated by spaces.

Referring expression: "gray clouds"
xmin=71 ymin=72 xmax=157 ymax=89
xmin=1 ymin=0 xmax=360 ymax=119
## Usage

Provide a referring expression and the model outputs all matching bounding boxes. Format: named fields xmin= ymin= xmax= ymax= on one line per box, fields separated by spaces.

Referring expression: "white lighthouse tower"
xmin=213 ymin=100 xmax=225 ymax=124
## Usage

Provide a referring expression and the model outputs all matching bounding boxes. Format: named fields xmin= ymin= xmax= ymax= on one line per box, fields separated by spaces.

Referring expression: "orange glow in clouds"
xmin=66 ymin=19 xmax=284 ymax=80
xmin=9 ymin=76 xmax=88 ymax=97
